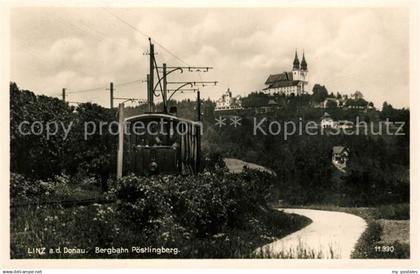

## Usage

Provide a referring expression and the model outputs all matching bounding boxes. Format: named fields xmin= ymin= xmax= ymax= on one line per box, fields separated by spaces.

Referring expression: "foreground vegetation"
xmin=350 ymin=204 xmax=410 ymax=259
xmin=9 ymin=83 xmax=410 ymax=259
xmin=351 ymin=221 xmax=409 ymax=259
xmin=286 ymin=203 xmax=410 ymax=258
xmin=10 ymin=170 xmax=311 ymax=258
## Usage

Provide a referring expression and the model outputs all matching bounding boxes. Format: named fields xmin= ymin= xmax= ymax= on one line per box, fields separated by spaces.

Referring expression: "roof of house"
xmin=337 ymin=120 xmax=353 ymax=125
xmin=272 ymin=80 xmax=301 ymax=88
xmin=332 ymin=146 xmax=347 ymax=154
xmin=268 ymin=99 xmax=278 ymax=105
xmin=265 ymin=72 xmax=293 ymax=85
xmin=264 ymin=80 xmax=301 ymax=90
xmin=324 ymin=97 xmax=337 ymax=102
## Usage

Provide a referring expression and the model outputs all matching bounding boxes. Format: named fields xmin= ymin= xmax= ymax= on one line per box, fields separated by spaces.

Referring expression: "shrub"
xmin=115 ymin=175 xmax=170 ymax=231
xmin=10 ymin=173 xmax=39 ymax=202
xmin=203 ymin=151 xmax=226 ymax=173
xmin=10 ymin=173 xmax=73 ymax=204
xmin=115 ymin=170 xmax=275 ymax=237
xmin=374 ymin=204 xmax=409 ymax=220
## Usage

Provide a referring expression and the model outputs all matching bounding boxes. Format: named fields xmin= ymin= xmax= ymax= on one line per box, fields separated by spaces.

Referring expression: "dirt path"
xmin=224 ymin=158 xmax=276 ymax=175
xmin=258 ymin=208 xmax=367 ymax=259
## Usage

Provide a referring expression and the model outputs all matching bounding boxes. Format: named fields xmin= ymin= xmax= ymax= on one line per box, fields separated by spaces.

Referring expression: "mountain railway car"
xmin=122 ymin=113 xmax=202 ymax=176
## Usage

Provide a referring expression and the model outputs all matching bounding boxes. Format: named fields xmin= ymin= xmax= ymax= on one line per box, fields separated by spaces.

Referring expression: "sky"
xmin=10 ymin=7 xmax=409 ymax=108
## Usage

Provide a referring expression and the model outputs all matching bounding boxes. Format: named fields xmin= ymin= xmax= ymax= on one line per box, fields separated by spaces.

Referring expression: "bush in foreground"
xmin=115 ymin=170 xmax=275 ymax=237
xmin=11 ymin=170 xmax=311 ymax=258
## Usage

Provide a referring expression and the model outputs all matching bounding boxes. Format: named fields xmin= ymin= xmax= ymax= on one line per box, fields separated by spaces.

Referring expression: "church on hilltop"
xmin=263 ymin=51 xmax=308 ymax=96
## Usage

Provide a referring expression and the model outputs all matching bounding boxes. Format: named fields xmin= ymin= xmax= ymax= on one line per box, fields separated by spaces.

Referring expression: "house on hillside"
xmin=267 ymin=99 xmax=280 ymax=111
xmin=263 ymin=51 xmax=308 ymax=96
xmin=351 ymin=91 xmax=364 ymax=100
xmin=315 ymin=91 xmax=374 ymax=111
xmin=249 ymin=99 xmax=281 ymax=114
xmin=215 ymin=88 xmax=242 ymax=111
xmin=332 ymin=146 xmax=350 ymax=171
xmin=320 ymin=97 xmax=340 ymax=108
xmin=337 ymin=120 xmax=354 ymax=130
xmin=320 ymin=112 xmax=336 ymax=128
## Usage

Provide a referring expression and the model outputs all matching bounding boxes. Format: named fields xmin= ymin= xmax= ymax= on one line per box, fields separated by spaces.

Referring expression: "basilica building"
xmin=263 ymin=51 xmax=308 ymax=96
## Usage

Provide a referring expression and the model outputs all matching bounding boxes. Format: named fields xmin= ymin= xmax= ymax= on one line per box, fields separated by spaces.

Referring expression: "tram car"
xmin=123 ymin=113 xmax=201 ymax=176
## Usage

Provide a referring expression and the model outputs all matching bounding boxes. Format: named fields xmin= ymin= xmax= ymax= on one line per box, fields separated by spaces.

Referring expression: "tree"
xmin=65 ymin=103 xmax=117 ymax=191
xmin=382 ymin=101 xmax=393 ymax=112
xmin=10 ymin=83 xmax=74 ymax=178
xmin=311 ymin=84 xmax=328 ymax=103
xmin=10 ymin=83 xmax=117 ymax=189
xmin=326 ymin=99 xmax=338 ymax=109
xmin=241 ymin=92 xmax=270 ymax=107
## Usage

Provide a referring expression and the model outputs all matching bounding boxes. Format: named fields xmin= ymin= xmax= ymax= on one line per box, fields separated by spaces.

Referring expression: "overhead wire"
xmin=102 ymin=7 xmax=207 ymax=88
xmin=16 ymin=8 xmax=207 ymax=103
xmin=102 ymin=7 xmax=194 ymax=67
xmin=51 ymin=78 xmax=143 ymax=96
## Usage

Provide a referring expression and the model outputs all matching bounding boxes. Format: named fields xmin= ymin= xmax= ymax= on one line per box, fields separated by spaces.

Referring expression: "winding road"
xmin=258 ymin=208 xmax=367 ymax=259
xmin=223 ymin=159 xmax=367 ymax=258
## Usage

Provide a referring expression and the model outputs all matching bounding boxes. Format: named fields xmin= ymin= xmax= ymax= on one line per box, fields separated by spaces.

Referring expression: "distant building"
xmin=337 ymin=120 xmax=354 ymax=130
xmin=351 ymin=91 xmax=364 ymax=100
xmin=332 ymin=146 xmax=350 ymax=170
xmin=241 ymin=97 xmax=283 ymax=114
xmin=267 ymin=99 xmax=279 ymax=107
xmin=215 ymin=88 xmax=242 ymax=111
xmin=260 ymin=99 xmax=280 ymax=113
xmin=320 ymin=112 xmax=336 ymax=128
xmin=320 ymin=97 xmax=340 ymax=108
xmin=263 ymin=50 xmax=308 ymax=96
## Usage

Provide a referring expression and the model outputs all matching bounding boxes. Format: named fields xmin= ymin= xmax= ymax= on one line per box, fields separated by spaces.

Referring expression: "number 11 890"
xmin=374 ymin=245 xmax=395 ymax=252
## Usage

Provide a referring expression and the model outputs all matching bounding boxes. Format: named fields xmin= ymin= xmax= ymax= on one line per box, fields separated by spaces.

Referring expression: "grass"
xmin=377 ymin=219 xmax=409 ymax=245
xmin=250 ymin=240 xmax=338 ymax=259
xmin=285 ymin=203 xmax=409 ymax=221
xmin=11 ymin=172 xmax=409 ymax=259
xmin=283 ymin=203 xmax=410 ymax=259
xmin=351 ymin=222 xmax=410 ymax=259
xmin=11 ymin=171 xmax=315 ymax=259
xmin=10 ymin=204 xmax=311 ymax=259
xmin=374 ymin=204 xmax=410 ymax=220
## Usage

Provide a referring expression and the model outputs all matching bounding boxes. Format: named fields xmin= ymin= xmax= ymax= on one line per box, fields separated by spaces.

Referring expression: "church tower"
xmin=300 ymin=51 xmax=308 ymax=83
xmin=299 ymin=51 xmax=308 ymax=94
xmin=292 ymin=50 xmax=300 ymax=81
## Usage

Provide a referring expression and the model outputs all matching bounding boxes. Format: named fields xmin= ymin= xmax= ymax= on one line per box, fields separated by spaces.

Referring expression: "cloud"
xmin=10 ymin=7 xmax=409 ymax=108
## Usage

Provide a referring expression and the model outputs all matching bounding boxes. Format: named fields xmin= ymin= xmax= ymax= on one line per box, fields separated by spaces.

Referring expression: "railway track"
xmin=10 ymin=197 xmax=116 ymax=208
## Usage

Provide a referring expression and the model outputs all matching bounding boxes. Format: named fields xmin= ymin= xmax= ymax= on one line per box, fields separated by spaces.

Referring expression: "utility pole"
xmin=110 ymin=82 xmax=114 ymax=109
xmin=163 ymin=63 xmax=167 ymax=113
xmin=197 ymin=89 xmax=201 ymax=122
xmin=196 ymin=89 xmax=201 ymax=172
xmin=149 ymin=38 xmax=154 ymax=112
xmin=117 ymin=102 xmax=124 ymax=179
xmin=147 ymin=74 xmax=152 ymax=112
xmin=62 ymin=88 xmax=66 ymax=102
